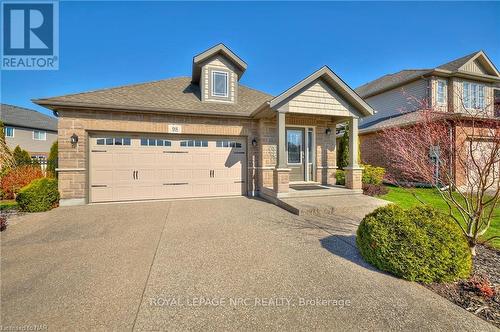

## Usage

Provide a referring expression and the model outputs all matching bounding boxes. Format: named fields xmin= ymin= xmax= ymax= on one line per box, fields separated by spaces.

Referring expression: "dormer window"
xmin=211 ymin=71 xmax=228 ymax=97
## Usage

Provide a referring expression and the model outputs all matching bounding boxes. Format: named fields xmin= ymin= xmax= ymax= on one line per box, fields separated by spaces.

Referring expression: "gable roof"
xmin=437 ymin=51 xmax=478 ymax=71
xmin=191 ymin=43 xmax=247 ymax=83
xmin=0 ymin=103 xmax=57 ymax=131
xmin=355 ymin=69 xmax=430 ymax=99
xmin=356 ymin=50 xmax=500 ymax=98
xmin=270 ymin=66 xmax=374 ymax=117
xmin=33 ymin=77 xmax=272 ymax=117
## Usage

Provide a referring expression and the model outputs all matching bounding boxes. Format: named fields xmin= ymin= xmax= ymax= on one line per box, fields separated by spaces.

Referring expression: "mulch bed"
xmin=425 ymin=244 xmax=500 ymax=328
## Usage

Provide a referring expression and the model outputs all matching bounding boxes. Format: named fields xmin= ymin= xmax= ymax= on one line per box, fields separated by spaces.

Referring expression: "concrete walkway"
xmin=1 ymin=197 xmax=495 ymax=331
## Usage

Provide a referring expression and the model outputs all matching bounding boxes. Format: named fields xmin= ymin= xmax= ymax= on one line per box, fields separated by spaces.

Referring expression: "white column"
xmin=348 ymin=117 xmax=359 ymax=168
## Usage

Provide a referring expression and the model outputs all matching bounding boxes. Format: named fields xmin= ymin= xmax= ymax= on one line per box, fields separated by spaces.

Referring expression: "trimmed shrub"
xmin=0 ymin=166 xmax=44 ymax=199
xmin=336 ymin=170 xmax=345 ymax=185
xmin=16 ymin=178 xmax=59 ymax=212
xmin=362 ymin=164 xmax=385 ymax=185
xmin=13 ymin=146 xmax=32 ymax=167
xmin=47 ymin=141 xmax=58 ymax=177
xmin=356 ymin=205 xmax=472 ymax=283
xmin=362 ymin=183 xmax=389 ymax=196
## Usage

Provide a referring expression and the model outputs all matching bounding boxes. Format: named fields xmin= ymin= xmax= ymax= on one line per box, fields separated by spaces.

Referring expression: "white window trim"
xmin=5 ymin=126 xmax=14 ymax=138
xmin=211 ymin=71 xmax=229 ymax=98
xmin=462 ymin=81 xmax=485 ymax=110
xmin=33 ymin=130 xmax=47 ymax=141
xmin=436 ymin=79 xmax=447 ymax=105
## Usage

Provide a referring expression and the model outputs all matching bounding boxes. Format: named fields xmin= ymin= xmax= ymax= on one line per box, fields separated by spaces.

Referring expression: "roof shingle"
xmin=355 ymin=69 xmax=430 ymax=98
xmin=0 ymin=104 xmax=57 ymax=131
xmin=34 ymin=77 xmax=272 ymax=117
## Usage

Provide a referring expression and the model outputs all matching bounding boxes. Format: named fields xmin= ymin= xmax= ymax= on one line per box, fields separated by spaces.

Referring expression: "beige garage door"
xmin=467 ymin=140 xmax=499 ymax=190
xmin=90 ymin=135 xmax=246 ymax=203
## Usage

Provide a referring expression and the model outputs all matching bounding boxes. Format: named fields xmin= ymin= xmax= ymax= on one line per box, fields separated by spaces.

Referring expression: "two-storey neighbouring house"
xmin=1 ymin=103 xmax=58 ymax=164
xmin=356 ymin=50 xmax=500 ymax=187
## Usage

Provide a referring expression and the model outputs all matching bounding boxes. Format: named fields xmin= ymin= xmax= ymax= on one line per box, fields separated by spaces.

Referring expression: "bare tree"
xmin=379 ymin=91 xmax=499 ymax=255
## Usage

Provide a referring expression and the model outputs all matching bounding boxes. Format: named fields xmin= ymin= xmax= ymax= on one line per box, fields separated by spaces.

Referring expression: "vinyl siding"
xmin=361 ymin=78 xmax=429 ymax=125
xmin=283 ymin=79 xmax=357 ymax=117
xmin=449 ymin=78 xmax=495 ymax=116
xmin=462 ymin=59 xmax=489 ymax=75
xmin=430 ymin=76 xmax=449 ymax=112
xmin=201 ymin=55 xmax=237 ymax=103
xmin=5 ymin=126 xmax=57 ymax=155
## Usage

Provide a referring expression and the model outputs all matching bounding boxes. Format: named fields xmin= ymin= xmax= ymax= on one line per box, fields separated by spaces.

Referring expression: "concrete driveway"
xmin=1 ymin=197 xmax=495 ymax=331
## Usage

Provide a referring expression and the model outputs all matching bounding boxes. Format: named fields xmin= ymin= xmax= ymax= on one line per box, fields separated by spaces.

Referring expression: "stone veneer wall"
xmin=58 ymin=109 xmax=339 ymax=203
xmin=57 ymin=109 xmax=259 ymax=202
xmin=257 ymin=114 xmax=338 ymax=188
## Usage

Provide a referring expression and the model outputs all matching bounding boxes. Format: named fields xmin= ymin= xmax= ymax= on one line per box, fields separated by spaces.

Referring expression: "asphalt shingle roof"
xmin=355 ymin=51 xmax=485 ymax=99
xmin=34 ymin=77 xmax=273 ymax=117
xmin=437 ymin=51 xmax=479 ymax=71
xmin=0 ymin=104 xmax=57 ymax=131
xmin=355 ymin=69 xmax=431 ymax=98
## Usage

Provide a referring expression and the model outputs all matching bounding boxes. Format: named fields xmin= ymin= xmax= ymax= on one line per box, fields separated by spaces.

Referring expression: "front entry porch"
xmin=253 ymin=66 xmax=374 ymax=207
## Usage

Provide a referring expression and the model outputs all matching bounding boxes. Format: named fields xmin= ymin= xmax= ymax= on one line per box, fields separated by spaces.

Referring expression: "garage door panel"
xmin=91 ymin=187 xmax=113 ymax=202
xmin=90 ymin=135 xmax=246 ymax=203
xmin=92 ymin=170 xmax=113 ymax=184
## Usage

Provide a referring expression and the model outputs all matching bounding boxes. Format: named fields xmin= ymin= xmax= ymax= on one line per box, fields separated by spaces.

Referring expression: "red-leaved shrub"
xmin=362 ymin=183 xmax=389 ymax=197
xmin=0 ymin=166 xmax=44 ymax=199
xmin=464 ymin=274 xmax=495 ymax=298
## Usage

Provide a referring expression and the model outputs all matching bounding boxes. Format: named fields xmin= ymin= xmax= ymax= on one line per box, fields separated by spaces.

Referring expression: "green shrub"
xmin=336 ymin=170 xmax=345 ymax=185
xmin=12 ymin=146 xmax=32 ymax=167
xmin=47 ymin=141 xmax=58 ymax=177
xmin=16 ymin=178 xmax=59 ymax=212
xmin=356 ymin=205 xmax=472 ymax=283
xmin=362 ymin=164 xmax=385 ymax=185
xmin=337 ymin=128 xmax=349 ymax=169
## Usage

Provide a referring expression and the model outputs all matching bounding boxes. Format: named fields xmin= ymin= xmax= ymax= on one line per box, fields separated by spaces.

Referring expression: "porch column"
xmin=345 ymin=117 xmax=363 ymax=190
xmin=273 ymin=111 xmax=290 ymax=194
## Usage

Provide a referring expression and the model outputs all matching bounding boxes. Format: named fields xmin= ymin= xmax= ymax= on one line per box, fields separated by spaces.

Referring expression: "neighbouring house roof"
xmin=355 ymin=69 xmax=431 ymax=99
xmin=191 ymin=43 xmax=247 ymax=83
xmin=355 ymin=50 xmax=500 ymax=99
xmin=0 ymin=103 xmax=57 ymax=131
xmin=359 ymin=112 xmax=423 ymax=134
xmin=437 ymin=51 xmax=479 ymax=71
xmin=269 ymin=66 xmax=374 ymax=117
xmin=33 ymin=77 xmax=272 ymax=117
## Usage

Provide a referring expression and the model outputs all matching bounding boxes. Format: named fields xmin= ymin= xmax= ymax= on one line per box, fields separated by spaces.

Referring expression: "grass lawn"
xmin=0 ymin=200 xmax=18 ymax=211
xmin=381 ymin=186 xmax=500 ymax=249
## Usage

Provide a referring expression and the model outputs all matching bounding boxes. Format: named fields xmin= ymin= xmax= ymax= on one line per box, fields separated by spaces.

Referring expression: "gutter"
xmin=32 ymin=99 xmax=255 ymax=119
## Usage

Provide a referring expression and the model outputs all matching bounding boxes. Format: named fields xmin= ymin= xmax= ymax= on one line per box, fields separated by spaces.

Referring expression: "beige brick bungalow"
xmin=34 ymin=44 xmax=374 ymax=206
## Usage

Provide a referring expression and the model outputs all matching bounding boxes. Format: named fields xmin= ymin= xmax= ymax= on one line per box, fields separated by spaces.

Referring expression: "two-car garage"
xmin=89 ymin=134 xmax=247 ymax=203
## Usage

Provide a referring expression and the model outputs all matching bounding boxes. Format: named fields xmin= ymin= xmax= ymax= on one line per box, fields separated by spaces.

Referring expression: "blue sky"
xmin=2 ymin=1 xmax=499 ymax=117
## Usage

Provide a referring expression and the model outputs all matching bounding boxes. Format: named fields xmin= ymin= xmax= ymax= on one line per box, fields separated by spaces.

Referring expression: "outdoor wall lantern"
xmin=71 ymin=133 xmax=79 ymax=146
xmin=252 ymin=138 xmax=258 ymax=147
xmin=325 ymin=128 xmax=332 ymax=135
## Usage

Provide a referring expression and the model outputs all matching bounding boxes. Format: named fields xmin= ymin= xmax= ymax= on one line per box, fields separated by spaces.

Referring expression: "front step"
xmin=277 ymin=194 xmax=389 ymax=217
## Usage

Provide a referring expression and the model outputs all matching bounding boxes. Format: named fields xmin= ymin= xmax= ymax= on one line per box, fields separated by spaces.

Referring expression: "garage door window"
xmin=180 ymin=139 xmax=208 ymax=147
xmin=216 ymin=140 xmax=242 ymax=148
xmin=97 ymin=137 xmax=131 ymax=146
xmin=141 ymin=138 xmax=172 ymax=147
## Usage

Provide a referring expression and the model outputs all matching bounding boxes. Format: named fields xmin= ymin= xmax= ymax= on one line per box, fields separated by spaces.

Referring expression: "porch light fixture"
xmin=325 ymin=128 xmax=332 ymax=135
xmin=70 ymin=133 xmax=79 ymax=146
xmin=252 ymin=138 xmax=258 ymax=147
